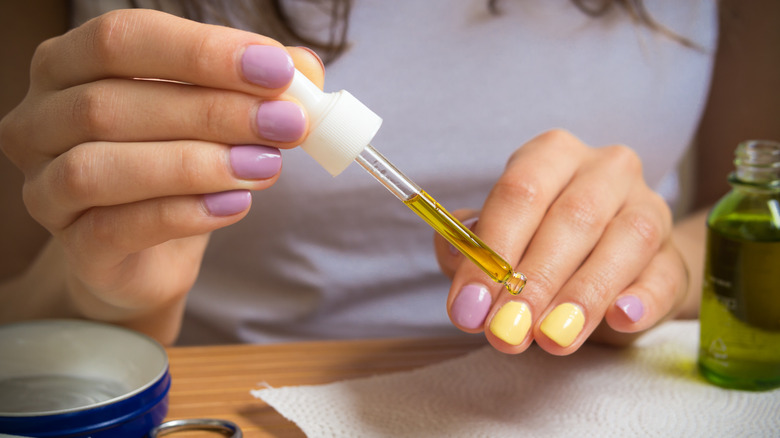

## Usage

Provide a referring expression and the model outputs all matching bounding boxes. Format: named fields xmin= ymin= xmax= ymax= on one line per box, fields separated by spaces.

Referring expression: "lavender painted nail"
xmin=241 ymin=45 xmax=294 ymax=89
xmin=203 ymin=190 xmax=251 ymax=216
xmin=230 ymin=145 xmax=282 ymax=180
xmin=451 ymin=284 xmax=492 ymax=330
xmin=616 ymin=295 xmax=645 ymax=323
xmin=256 ymin=100 xmax=306 ymax=143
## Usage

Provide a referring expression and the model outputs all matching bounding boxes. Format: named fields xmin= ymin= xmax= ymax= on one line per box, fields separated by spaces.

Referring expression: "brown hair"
xmin=569 ymin=0 xmax=699 ymax=49
xmin=131 ymin=0 xmax=352 ymax=63
xmin=133 ymin=0 xmax=697 ymax=64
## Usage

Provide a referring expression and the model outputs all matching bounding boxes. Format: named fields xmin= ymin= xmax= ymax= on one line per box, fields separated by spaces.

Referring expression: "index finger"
xmin=447 ymin=131 xmax=587 ymax=328
xmin=32 ymin=9 xmax=293 ymax=94
xmin=462 ymin=130 xmax=589 ymax=281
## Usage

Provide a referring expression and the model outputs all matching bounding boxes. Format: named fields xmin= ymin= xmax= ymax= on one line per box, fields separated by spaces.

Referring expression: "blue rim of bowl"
xmin=0 ymin=320 xmax=171 ymax=436
xmin=1 ymin=371 xmax=171 ymax=437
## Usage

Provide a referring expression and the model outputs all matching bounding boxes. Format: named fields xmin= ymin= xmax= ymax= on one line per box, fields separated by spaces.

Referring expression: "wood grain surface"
xmin=163 ymin=336 xmax=486 ymax=437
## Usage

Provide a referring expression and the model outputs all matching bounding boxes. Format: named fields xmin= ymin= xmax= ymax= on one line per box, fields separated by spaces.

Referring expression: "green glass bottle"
xmin=698 ymin=140 xmax=780 ymax=391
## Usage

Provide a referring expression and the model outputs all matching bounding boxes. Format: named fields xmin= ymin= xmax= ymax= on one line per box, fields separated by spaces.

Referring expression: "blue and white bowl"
xmin=0 ymin=319 xmax=170 ymax=437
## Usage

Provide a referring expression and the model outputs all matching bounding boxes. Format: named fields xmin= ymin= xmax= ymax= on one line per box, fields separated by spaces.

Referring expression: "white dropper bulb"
xmin=285 ymin=70 xmax=383 ymax=176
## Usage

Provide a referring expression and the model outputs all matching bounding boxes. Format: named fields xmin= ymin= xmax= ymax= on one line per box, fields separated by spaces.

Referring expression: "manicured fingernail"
xmin=451 ymin=284 xmax=492 ymax=330
xmin=241 ymin=45 xmax=295 ymax=89
xmin=256 ymin=100 xmax=306 ymax=142
xmin=203 ymin=190 xmax=251 ymax=216
xmin=230 ymin=145 xmax=282 ymax=180
xmin=449 ymin=217 xmax=479 ymax=255
xmin=540 ymin=303 xmax=585 ymax=347
xmin=489 ymin=301 xmax=532 ymax=345
xmin=296 ymin=46 xmax=325 ymax=72
xmin=615 ymin=295 xmax=644 ymax=323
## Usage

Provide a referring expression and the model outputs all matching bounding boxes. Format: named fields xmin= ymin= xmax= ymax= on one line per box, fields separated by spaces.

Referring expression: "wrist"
xmin=66 ymin=273 xmax=187 ymax=346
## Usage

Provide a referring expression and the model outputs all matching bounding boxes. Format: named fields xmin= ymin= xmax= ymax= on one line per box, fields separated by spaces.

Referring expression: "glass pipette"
xmin=285 ymin=71 xmax=526 ymax=294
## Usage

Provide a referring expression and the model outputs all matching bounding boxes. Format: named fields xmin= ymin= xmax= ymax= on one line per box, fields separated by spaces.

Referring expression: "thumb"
xmin=286 ymin=46 xmax=325 ymax=90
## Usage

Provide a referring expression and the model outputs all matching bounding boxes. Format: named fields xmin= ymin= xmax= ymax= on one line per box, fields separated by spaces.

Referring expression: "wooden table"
xmin=163 ymin=335 xmax=487 ymax=437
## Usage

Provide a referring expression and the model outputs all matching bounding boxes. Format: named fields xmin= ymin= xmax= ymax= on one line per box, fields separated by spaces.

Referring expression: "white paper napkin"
xmin=252 ymin=321 xmax=780 ymax=437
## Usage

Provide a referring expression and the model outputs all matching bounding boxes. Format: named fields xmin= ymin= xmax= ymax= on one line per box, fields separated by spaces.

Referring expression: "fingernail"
xmin=540 ymin=303 xmax=585 ymax=347
xmin=230 ymin=145 xmax=282 ymax=180
xmin=256 ymin=100 xmax=306 ymax=142
xmin=615 ymin=295 xmax=645 ymax=323
xmin=296 ymin=46 xmax=325 ymax=73
xmin=451 ymin=284 xmax=492 ymax=330
xmin=241 ymin=45 xmax=295 ymax=89
xmin=449 ymin=217 xmax=479 ymax=256
xmin=203 ymin=190 xmax=251 ymax=216
xmin=489 ymin=301 xmax=532 ymax=345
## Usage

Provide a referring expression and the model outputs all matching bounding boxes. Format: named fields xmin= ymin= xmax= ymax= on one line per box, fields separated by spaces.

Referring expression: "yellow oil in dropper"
xmin=283 ymin=70 xmax=526 ymax=294
xmin=355 ymin=145 xmax=526 ymax=295
xmin=405 ymin=191 xmax=527 ymax=294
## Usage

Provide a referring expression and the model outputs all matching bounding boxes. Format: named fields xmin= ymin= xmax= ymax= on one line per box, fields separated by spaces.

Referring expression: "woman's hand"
xmin=0 ymin=9 xmax=324 ymax=342
xmin=436 ymin=130 xmax=689 ymax=355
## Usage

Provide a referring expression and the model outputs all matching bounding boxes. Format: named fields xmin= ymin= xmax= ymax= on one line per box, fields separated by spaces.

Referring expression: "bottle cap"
xmin=284 ymin=70 xmax=383 ymax=176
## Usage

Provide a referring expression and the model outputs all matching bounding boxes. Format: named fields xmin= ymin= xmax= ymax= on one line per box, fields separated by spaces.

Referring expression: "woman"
xmin=1 ymin=0 xmax=778 ymax=356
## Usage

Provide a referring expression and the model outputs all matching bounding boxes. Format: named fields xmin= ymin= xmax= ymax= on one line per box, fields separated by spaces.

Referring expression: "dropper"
xmin=285 ymin=71 xmax=526 ymax=295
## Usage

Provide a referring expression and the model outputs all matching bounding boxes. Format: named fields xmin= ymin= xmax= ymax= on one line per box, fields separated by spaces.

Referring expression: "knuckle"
xmin=155 ymin=200 xmax=181 ymax=232
xmin=199 ymin=94 xmax=230 ymax=140
xmin=534 ymin=129 xmax=585 ymax=154
xmin=524 ymin=263 xmax=558 ymax=296
xmin=190 ymin=29 xmax=224 ymax=77
xmin=0 ymin=105 xmax=38 ymax=170
xmin=21 ymin=179 xmax=48 ymax=228
xmin=578 ymin=261 xmax=626 ymax=306
xmin=538 ymin=128 xmax=579 ymax=147
xmin=82 ymin=208 xmax=123 ymax=251
xmin=491 ymin=175 xmax=544 ymax=210
xmin=582 ymin=269 xmax=614 ymax=303
xmin=505 ymin=147 xmax=523 ymax=166
xmin=87 ymin=11 xmax=134 ymax=69
xmin=30 ymin=38 xmax=53 ymax=72
xmin=53 ymin=146 xmax=99 ymax=203
xmin=555 ymin=193 xmax=605 ymax=234
xmin=29 ymin=37 xmax=60 ymax=85
xmin=173 ymin=145 xmax=208 ymax=190
xmin=602 ymin=144 xmax=643 ymax=174
xmin=622 ymin=209 xmax=663 ymax=251
xmin=71 ymin=83 xmax=119 ymax=137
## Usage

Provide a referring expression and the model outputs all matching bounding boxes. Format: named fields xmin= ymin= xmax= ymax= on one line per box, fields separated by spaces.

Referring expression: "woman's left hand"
xmin=435 ymin=129 xmax=689 ymax=355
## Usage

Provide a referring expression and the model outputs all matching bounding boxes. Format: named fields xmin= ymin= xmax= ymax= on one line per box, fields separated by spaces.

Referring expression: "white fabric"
xmin=182 ymin=0 xmax=717 ymax=344
xmin=71 ymin=1 xmax=719 ymax=345
xmin=252 ymin=321 xmax=780 ymax=437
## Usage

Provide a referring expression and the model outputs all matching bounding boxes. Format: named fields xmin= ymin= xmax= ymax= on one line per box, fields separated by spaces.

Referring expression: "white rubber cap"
xmin=285 ymin=70 xmax=383 ymax=176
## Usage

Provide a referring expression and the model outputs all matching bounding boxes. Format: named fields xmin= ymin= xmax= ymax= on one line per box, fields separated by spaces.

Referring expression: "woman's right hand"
xmin=0 ymin=9 xmax=323 ymax=343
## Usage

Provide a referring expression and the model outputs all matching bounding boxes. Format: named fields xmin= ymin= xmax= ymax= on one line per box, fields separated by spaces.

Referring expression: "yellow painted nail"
xmin=489 ymin=301 xmax=532 ymax=345
xmin=540 ymin=303 xmax=585 ymax=347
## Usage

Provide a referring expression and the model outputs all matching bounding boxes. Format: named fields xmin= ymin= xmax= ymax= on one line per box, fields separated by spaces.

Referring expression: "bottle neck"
xmin=730 ymin=140 xmax=780 ymax=188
